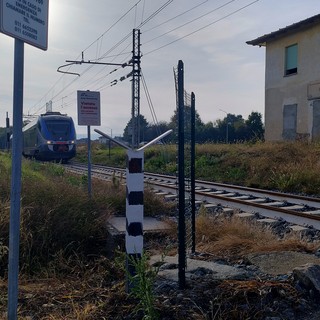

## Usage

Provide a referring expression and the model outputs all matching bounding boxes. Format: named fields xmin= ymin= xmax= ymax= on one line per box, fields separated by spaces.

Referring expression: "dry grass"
xmin=195 ymin=209 xmax=318 ymax=259
xmin=2 ymin=142 xmax=320 ymax=318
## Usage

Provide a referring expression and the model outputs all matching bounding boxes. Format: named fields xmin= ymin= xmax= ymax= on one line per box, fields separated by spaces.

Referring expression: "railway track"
xmin=64 ymin=162 xmax=320 ymax=230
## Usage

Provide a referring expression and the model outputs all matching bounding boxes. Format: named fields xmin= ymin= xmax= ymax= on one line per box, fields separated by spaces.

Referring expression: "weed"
xmin=127 ymin=253 xmax=161 ymax=320
xmin=269 ymin=169 xmax=298 ymax=191
xmin=0 ymin=240 xmax=8 ymax=267
xmin=46 ymin=162 xmax=65 ymax=177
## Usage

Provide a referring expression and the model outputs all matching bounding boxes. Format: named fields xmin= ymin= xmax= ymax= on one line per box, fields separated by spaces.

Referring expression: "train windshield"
xmin=44 ymin=120 xmax=74 ymax=140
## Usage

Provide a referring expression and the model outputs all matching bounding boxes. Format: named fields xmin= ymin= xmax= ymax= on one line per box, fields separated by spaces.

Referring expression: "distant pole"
xmin=8 ymin=38 xmax=24 ymax=320
xmin=6 ymin=112 xmax=10 ymax=151
xmin=108 ymin=138 xmax=111 ymax=159
xmin=226 ymin=122 xmax=229 ymax=144
xmin=191 ymin=92 xmax=196 ymax=254
xmin=108 ymin=129 xmax=112 ymax=159
xmin=87 ymin=125 xmax=92 ymax=198
xmin=177 ymin=60 xmax=186 ymax=289
xmin=219 ymin=109 xmax=229 ymax=143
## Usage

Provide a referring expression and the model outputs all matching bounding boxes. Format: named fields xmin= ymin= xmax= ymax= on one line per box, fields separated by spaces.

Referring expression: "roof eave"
xmin=246 ymin=40 xmax=266 ymax=47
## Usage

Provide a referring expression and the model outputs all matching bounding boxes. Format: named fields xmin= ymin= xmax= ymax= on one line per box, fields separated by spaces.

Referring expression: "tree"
xmin=145 ymin=121 xmax=171 ymax=142
xmin=246 ymin=111 xmax=264 ymax=141
xmin=123 ymin=114 xmax=149 ymax=144
xmin=169 ymin=105 xmax=205 ymax=143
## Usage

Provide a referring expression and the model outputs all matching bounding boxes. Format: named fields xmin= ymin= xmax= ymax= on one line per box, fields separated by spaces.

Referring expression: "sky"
xmin=1 ymin=0 xmax=320 ymax=137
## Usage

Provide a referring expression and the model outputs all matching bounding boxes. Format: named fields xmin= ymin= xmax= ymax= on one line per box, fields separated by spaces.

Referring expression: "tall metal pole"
xmin=8 ymin=38 xmax=24 ymax=320
xmin=177 ymin=60 xmax=186 ymax=289
xmin=87 ymin=125 xmax=92 ymax=198
xmin=191 ymin=92 xmax=196 ymax=254
xmin=6 ymin=112 xmax=10 ymax=151
xmin=131 ymin=29 xmax=141 ymax=149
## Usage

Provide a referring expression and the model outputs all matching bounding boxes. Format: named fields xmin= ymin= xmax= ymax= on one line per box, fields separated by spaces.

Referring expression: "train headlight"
xmin=69 ymin=140 xmax=75 ymax=144
xmin=47 ymin=140 xmax=53 ymax=144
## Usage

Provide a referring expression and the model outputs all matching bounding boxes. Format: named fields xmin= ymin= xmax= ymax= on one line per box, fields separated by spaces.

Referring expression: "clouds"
xmin=1 ymin=0 xmax=320 ymax=136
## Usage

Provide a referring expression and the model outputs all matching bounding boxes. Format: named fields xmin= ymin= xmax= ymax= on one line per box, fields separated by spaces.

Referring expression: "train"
xmin=22 ymin=111 xmax=76 ymax=162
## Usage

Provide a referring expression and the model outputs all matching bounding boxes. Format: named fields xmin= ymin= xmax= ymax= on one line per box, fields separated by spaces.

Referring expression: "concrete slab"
xmin=256 ymin=218 xmax=279 ymax=226
xmin=108 ymin=216 xmax=170 ymax=234
xmin=233 ymin=195 xmax=251 ymax=200
xmin=261 ymin=201 xmax=285 ymax=207
xmin=247 ymin=251 xmax=320 ymax=275
xmin=304 ymin=210 xmax=320 ymax=215
xmin=164 ymin=194 xmax=177 ymax=201
xmin=235 ymin=212 xmax=255 ymax=219
xmin=204 ymin=203 xmax=218 ymax=210
xmin=284 ymin=205 xmax=305 ymax=210
xmin=155 ymin=192 xmax=168 ymax=196
xmin=289 ymin=225 xmax=309 ymax=232
xmin=222 ymin=193 xmax=236 ymax=197
xmin=150 ymin=255 xmax=248 ymax=281
xmin=208 ymin=190 xmax=225 ymax=195
xmin=222 ymin=207 xmax=234 ymax=214
xmin=245 ymin=198 xmax=267 ymax=203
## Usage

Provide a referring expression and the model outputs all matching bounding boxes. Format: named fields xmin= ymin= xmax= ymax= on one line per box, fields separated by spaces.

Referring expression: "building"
xmin=247 ymin=14 xmax=320 ymax=141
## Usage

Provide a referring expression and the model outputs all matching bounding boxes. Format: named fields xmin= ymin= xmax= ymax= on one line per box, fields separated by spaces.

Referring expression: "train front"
xmin=40 ymin=114 xmax=76 ymax=162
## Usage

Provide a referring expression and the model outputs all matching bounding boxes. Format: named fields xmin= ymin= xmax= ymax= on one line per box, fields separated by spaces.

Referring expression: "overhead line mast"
xmin=131 ymin=29 xmax=141 ymax=149
xmin=57 ymin=29 xmax=142 ymax=149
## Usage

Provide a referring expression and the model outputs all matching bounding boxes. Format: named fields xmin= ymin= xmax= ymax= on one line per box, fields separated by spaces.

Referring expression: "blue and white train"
xmin=22 ymin=112 xmax=76 ymax=162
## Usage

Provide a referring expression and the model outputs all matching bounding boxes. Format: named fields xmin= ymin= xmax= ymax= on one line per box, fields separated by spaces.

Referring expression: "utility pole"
xmin=219 ymin=108 xmax=229 ymax=143
xmin=131 ymin=29 xmax=141 ymax=149
xmin=6 ymin=112 xmax=10 ymax=151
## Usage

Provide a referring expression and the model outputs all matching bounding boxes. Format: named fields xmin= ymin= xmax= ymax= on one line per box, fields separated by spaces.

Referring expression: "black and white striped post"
xmin=125 ymin=149 xmax=144 ymax=289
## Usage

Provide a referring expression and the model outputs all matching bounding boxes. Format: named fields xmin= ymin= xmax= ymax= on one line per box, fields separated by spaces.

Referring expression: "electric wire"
xmin=29 ymin=1 xmax=174 ymax=115
xmin=141 ymin=71 xmax=161 ymax=137
xmin=49 ymin=1 xmax=174 ymax=110
xmin=143 ymin=0 xmax=209 ymax=33
xmin=144 ymin=0 xmax=260 ymax=56
xmin=137 ymin=0 xmax=173 ymax=28
xmin=144 ymin=0 xmax=237 ymax=45
xmin=28 ymin=0 xmax=143 ymax=115
xmin=28 ymin=0 xmax=260 ymax=125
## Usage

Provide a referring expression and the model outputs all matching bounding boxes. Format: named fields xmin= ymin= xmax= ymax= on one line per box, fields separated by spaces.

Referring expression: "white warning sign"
xmin=77 ymin=90 xmax=101 ymax=126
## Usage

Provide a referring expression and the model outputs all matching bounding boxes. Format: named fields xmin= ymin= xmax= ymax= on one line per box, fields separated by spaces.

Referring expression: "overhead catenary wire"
xmin=28 ymin=0 xmax=144 ymax=115
xmin=29 ymin=0 xmax=209 ymax=113
xmin=29 ymin=0 xmax=173 ymax=114
xmin=144 ymin=0 xmax=260 ymax=56
xmin=27 ymin=0 xmax=261 ymax=123
xmin=141 ymin=71 xmax=162 ymax=137
xmin=143 ymin=0 xmax=209 ymax=33
xmin=144 ymin=0 xmax=237 ymax=44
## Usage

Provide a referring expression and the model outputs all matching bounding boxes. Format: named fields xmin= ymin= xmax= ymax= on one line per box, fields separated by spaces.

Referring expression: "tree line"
xmin=123 ymin=107 xmax=264 ymax=144
xmin=0 ymin=109 xmax=264 ymax=148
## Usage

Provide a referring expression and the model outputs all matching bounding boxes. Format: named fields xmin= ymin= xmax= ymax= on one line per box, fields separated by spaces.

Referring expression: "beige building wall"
xmin=265 ymin=24 xmax=320 ymax=141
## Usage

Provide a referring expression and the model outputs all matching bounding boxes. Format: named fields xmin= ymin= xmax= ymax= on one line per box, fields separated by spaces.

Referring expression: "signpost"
xmin=0 ymin=0 xmax=49 ymax=50
xmin=77 ymin=90 xmax=101 ymax=126
xmin=0 ymin=1 xmax=49 ymax=318
xmin=77 ymin=90 xmax=101 ymax=198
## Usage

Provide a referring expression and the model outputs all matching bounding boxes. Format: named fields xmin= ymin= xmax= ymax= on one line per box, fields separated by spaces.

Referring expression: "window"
xmin=285 ymin=44 xmax=298 ymax=76
xmin=44 ymin=120 xmax=71 ymax=140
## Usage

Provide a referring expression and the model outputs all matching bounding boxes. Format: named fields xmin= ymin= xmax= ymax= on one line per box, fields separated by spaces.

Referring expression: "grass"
xmin=1 ymin=140 xmax=320 ymax=318
xmin=77 ymin=140 xmax=320 ymax=195
xmin=0 ymin=152 xmax=172 ymax=275
xmin=195 ymin=207 xmax=317 ymax=258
